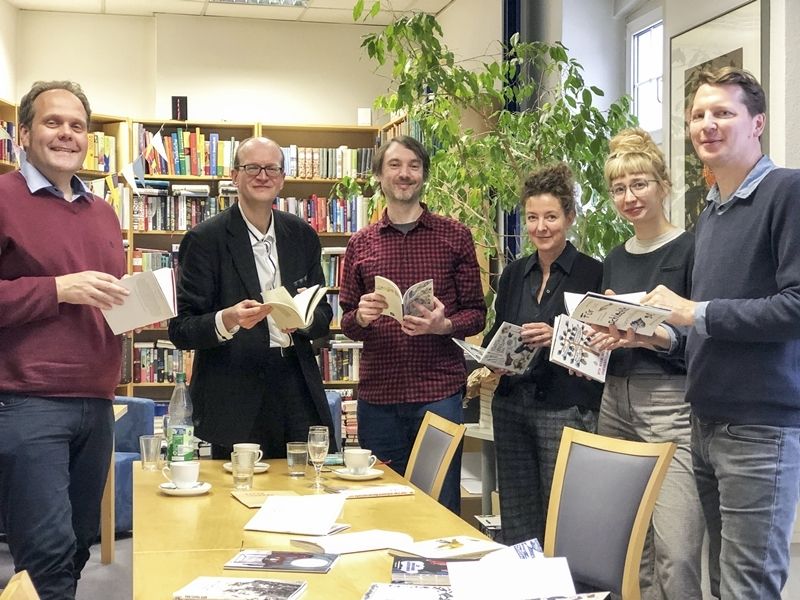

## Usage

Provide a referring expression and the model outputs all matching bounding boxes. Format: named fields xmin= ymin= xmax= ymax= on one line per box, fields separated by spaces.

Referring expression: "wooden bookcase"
xmin=0 ymin=98 xmax=17 ymax=174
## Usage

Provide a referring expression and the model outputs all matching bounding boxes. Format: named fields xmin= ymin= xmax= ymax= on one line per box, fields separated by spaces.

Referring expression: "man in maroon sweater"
xmin=0 ymin=81 xmax=129 ymax=600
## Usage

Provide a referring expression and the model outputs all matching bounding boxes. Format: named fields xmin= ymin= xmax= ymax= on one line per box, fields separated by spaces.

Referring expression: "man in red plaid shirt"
xmin=339 ymin=136 xmax=486 ymax=513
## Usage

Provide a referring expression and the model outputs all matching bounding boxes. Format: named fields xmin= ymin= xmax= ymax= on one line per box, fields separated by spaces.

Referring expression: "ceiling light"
xmin=209 ymin=0 xmax=308 ymax=6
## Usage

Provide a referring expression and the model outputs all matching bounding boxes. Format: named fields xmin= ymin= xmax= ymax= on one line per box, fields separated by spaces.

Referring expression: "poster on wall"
xmin=669 ymin=0 xmax=766 ymax=231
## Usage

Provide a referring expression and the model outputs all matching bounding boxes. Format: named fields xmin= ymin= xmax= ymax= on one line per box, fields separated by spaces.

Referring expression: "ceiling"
xmin=5 ymin=0 xmax=454 ymax=25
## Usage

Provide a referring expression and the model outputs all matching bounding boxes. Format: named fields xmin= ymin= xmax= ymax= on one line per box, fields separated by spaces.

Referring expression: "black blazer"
xmin=483 ymin=246 xmax=604 ymax=410
xmin=168 ymin=204 xmax=334 ymax=445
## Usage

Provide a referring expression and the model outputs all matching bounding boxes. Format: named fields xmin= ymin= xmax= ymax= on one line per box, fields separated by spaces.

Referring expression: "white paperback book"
xmin=262 ymin=284 xmax=328 ymax=330
xmin=452 ymin=321 xmax=540 ymax=375
xmin=549 ymin=314 xmax=610 ymax=383
xmin=101 ymin=267 xmax=176 ymax=335
xmin=374 ymin=276 xmax=434 ymax=323
xmin=563 ymin=291 xmax=670 ymax=336
xmin=244 ymin=494 xmax=345 ymax=536
xmin=448 ymin=555 xmax=576 ymax=600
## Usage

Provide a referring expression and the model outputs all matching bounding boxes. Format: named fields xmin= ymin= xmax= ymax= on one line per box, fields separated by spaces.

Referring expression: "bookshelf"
xmin=0 ymin=98 xmax=17 ymax=174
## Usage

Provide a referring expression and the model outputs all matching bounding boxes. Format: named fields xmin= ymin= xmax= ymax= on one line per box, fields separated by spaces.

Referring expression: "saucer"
xmin=333 ymin=467 xmax=383 ymax=481
xmin=159 ymin=481 xmax=212 ymax=496
xmin=223 ymin=462 xmax=270 ymax=474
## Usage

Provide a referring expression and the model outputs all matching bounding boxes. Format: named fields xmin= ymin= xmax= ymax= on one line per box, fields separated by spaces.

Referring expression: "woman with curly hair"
xmin=482 ymin=162 xmax=604 ymax=545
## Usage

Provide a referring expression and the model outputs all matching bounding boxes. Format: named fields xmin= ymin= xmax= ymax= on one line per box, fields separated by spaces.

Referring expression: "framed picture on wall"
xmin=669 ymin=0 xmax=769 ymax=230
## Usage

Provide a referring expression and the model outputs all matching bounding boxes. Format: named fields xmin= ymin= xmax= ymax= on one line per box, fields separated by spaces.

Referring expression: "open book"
xmin=244 ymin=494 xmax=345 ymax=536
xmin=374 ymin=276 xmax=434 ymax=323
xmin=453 ymin=322 xmax=539 ymax=375
xmin=564 ymin=291 xmax=670 ymax=336
xmin=102 ymin=267 xmax=176 ymax=335
xmin=292 ymin=529 xmax=414 ymax=555
xmin=549 ymin=314 xmax=610 ymax=382
xmin=262 ymin=284 xmax=328 ymax=330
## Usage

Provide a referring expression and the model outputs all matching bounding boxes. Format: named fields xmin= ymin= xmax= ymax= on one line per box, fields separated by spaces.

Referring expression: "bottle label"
xmin=167 ymin=425 xmax=195 ymax=461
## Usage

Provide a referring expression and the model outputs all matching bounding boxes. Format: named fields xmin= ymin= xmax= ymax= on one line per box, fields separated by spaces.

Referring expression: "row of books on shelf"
xmin=84 ymin=176 xmax=131 ymax=228
xmin=279 ymin=145 xmax=374 ymax=180
xmin=134 ymin=123 xmax=241 ymax=177
xmin=82 ymin=131 xmax=116 ymax=173
xmin=1 ymin=120 xmax=16 ymax=162
xmin=132 ymin=246 xmax=179 ymax=273
xmin=380 ymin=115 xmax=423 ymax=145
xmin=318 ymin=340 xmax=362 ymax=382
xmin=133 ymin=185 xmax=234 ymax=232
xmin=128 ymin=341 xmax=195 ymax=385
xmin=321 ymin=247 xmax=345 ymax=287
xmin=274 ymin=193 xmax=370 ymax=233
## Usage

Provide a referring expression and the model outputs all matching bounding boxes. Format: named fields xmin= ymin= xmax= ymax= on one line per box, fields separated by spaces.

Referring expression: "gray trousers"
xmin=598 ymin=374 xmax=705 ymax=600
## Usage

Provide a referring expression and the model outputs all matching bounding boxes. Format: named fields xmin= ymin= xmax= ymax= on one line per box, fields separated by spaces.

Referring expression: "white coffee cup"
xmin=344 ymin=448 xmax=378 ymax=475
xmin=162 ymin=460 xmax=200 ymax=489
xmin=233 ymin=443 xmax=263 ymax=464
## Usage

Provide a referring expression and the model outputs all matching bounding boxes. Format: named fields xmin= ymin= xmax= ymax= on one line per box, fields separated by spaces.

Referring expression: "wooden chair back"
xmin=404 ymin=411 xmax=466 ymax=501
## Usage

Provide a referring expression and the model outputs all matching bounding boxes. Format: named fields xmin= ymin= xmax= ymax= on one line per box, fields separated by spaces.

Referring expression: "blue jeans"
xmin=692 ymin=415 xmax=800 ymax=599
xmin=0 ymin=394 xmax=113 ymax=600
xmin=357 ymin=393 xmax=463 ymax=514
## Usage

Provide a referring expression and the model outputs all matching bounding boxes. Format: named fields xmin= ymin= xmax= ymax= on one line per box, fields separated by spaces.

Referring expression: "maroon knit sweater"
xmin=0 ymin=171 xmax=125 ymax=399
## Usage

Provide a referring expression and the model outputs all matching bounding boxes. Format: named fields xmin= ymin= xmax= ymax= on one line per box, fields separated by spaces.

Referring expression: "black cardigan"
xmin=483 ymin=245 xmax=604 ymax=410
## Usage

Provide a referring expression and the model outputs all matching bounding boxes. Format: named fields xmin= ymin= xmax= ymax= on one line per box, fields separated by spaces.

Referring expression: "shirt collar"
xmin=524 ymin=240 xmax=578 ymax=277
xmin=706 ymin=154 xmax=776 ymax=209
xmin=241 ymin=208 xmax=276 ymax=248
xmin=377 ymin=202 xmax=432 ymax=231
xmin=19 ymin=154 xmax=93 ymax=201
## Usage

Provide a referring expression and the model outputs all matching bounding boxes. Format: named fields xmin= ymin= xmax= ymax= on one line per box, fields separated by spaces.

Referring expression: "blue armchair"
xmin=113 ymin=395 xmax=155 ymax=533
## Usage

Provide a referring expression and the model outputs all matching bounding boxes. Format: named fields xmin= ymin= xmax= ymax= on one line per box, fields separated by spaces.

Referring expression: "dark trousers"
xmin=0 ymin=394 xmax=113 ymax=600
xmin=212 ymin=349 xmax=321 ymax=460
xmin=356 ymin=393 xmax=463 ymax=514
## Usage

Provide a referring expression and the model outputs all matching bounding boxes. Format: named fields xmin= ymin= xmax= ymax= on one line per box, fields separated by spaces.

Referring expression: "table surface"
xmin=133 ymin=459 xmax=486 ymax=599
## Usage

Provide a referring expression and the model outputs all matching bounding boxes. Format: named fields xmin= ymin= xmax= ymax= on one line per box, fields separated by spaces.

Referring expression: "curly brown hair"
xmin=520 ymin=162 xmax=576 ymax=216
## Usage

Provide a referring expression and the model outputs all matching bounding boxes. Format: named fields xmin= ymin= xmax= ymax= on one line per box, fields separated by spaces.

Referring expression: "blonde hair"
xmin=604 ymin=128 xmax=671 ymax=195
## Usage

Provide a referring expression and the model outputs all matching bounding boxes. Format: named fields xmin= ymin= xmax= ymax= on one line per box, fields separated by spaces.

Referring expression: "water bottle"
xmin=166 ymin=372 xmax=196 ymax=461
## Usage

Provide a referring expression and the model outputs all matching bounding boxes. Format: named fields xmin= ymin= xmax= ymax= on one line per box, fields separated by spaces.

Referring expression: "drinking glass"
xmin=307 ymin=426 xmax=329 ymax=490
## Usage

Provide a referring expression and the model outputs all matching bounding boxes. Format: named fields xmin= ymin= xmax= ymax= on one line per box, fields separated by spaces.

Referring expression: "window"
xmin=628 ymin=9 xmax=663 ymax=141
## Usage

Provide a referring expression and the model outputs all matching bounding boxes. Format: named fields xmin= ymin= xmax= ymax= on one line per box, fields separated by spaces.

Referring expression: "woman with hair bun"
xmin=596 ymin=128 xmax=704 ymax=599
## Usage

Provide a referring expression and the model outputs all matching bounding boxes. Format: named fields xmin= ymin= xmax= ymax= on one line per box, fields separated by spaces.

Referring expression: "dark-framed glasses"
xmin=610 ymin=179 xmax=658 ymax=199
xmin=238 ymin=164 xmax=283 ymax=178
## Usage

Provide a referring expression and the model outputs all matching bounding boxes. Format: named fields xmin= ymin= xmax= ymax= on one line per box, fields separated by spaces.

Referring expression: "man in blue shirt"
xmin=642 ymin=67 xmax=800 ymax=599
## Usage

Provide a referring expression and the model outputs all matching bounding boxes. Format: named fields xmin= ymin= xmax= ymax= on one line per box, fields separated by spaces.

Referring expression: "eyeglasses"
xmin=237 ymin=164 xmax=283 ymax=178
xmin=610 ymin=179 xmax=659 ymax=199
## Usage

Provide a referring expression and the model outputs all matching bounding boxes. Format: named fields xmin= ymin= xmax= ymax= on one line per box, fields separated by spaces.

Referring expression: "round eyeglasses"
xmin=610 ymin=179 xmax=658 ymax=199
xmin=238 ymin=164 xmax=283 ymax=178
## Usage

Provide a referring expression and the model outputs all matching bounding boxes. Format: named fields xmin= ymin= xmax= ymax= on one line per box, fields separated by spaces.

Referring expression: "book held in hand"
xmin=374 ymin=276 xmax=434 ymax=323
xmin=452 ymin=321 xmax=539 ymax=375
xmin=549 ymin=314 xmax=610 ymax=382
xmin=262 ymin=284 xmax=328 ymax=330
xmin=224 ymin=549 xmax=338 ymax=574
xmin=172 ymin=576 xmax=306 ymax=600
xmin=564 ymin=291 xmax=670 ymax=336
xmin=102 ymin=267 xmax=176 ymax=335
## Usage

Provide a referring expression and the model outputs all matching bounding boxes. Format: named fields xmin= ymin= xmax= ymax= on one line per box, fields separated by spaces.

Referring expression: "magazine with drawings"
xmin=452 ymin=322 xmax=540 ymax=375
xmin=549 ymin=314 xmax=610 ymax=382
xmin=564 ymin=291 xmax=670 ymax=336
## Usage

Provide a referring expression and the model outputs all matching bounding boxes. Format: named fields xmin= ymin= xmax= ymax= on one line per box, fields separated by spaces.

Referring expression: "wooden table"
xmin=133 ymin=460 xmax=487 ymax=599
xmin=100 ymin=404 xmax=128 ymax=565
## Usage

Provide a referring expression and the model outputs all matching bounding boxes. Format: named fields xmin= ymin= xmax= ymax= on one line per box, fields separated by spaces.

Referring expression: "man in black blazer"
xmin=168 ymin=137 xmax=334 ymax=459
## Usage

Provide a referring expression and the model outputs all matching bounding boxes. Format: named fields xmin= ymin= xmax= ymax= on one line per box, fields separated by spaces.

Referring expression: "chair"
xmin=112 ymin=396 xmax=155 ymax=532
xmin=0 ymin=571 xmax=40 ymax=600
xmin=404 ymin=411 xmax=466 ymax=501
xmin=544 ymin=427 xmax=676 ymax=600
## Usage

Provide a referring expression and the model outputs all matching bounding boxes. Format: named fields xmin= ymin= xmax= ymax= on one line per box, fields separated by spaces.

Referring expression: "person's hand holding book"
xmin=401 ymin=296 xmax=452 ymax=336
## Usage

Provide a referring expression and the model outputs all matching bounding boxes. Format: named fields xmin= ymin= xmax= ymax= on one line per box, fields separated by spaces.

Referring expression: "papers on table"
xmin=102 ymin=267 xmax=176 ymax=334
xmin=293 ymin=529 xmax=415 ymax=555
xmin=244 ymin=494 xmax=345 ymax=536
xmin=448 ymin=555 xmax=575 ymax=600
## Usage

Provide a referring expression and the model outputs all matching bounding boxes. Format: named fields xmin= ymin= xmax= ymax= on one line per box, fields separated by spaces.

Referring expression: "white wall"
xmin=13 ymin=11 xmax=386 ymax=125
xmin=438 ymin=0 xmax=503 ymax=63
xmin=0 ymin=0 xmax=16 ymax=102
xmin=15 ymin=12 xmax=153 ymax=118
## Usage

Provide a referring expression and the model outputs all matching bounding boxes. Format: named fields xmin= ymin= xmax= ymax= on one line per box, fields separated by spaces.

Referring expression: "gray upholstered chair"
xmin=544 ymin=427 xmax=676 ymax=600
xmin=404 ymin=411 xmax=466 ymax=501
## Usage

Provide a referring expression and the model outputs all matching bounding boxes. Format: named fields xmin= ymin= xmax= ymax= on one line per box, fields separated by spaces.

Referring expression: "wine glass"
xmin=307 ymin=426 xmax=329 ymax=491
